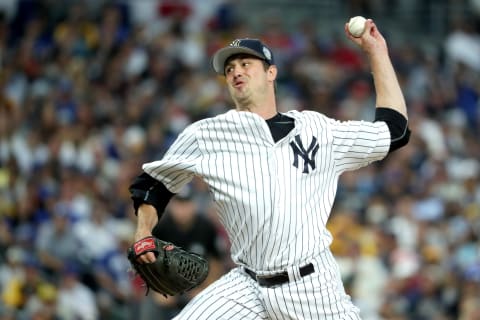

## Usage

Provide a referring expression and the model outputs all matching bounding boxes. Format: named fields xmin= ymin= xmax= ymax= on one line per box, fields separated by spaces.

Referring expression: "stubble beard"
xmin=230 ymin=86 xmax=253 ymax=111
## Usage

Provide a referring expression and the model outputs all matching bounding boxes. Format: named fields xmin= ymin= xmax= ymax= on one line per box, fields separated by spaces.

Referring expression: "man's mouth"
xmin=234 ymin=81 xmax=245 ymax=88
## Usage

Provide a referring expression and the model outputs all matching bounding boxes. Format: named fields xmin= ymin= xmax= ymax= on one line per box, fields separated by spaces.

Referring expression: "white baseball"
xmin=348 ymin=16 xmax=367 ymax=37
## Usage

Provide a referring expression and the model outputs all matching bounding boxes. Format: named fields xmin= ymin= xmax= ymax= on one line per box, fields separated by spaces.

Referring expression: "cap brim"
xmin=212 ymin=47 xmax=267 ymax=75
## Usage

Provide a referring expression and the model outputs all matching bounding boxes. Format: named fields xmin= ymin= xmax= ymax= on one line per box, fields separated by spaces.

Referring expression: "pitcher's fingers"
xmin=138 ymin=251 xmax=157 ymax=264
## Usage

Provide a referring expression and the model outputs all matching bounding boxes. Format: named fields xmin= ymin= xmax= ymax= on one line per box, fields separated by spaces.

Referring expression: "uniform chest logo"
xmin=289 ymin=135 xmax=319 ymax=174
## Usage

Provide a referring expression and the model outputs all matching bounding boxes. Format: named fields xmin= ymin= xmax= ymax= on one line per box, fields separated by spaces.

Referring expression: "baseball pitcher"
xmin=128 ymin=18 xmax=410 ymax=319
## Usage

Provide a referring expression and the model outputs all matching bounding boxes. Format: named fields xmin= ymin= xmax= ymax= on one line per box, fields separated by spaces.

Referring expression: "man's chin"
xmin=231 ymin=90 xmax=248 ymax=101
xmin=233 ymin=95 xmax=253 ymax=109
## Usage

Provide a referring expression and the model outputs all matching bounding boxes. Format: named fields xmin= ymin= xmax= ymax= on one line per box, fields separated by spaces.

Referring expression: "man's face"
xmin=170 ymin=198 xmax=196 ymax=226
xmin=224 ymin=55 xmax=271 ymax=106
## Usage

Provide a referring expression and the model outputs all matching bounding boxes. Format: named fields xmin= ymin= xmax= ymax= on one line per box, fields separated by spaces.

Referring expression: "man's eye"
xmin=225 ymin=67 xmax=233 ymax=74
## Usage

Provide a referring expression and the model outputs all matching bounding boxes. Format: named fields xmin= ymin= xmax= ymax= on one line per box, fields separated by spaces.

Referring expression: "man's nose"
xmin=230 ymin=64 xmax=244 ymax=75
xmin=232 ymin=67 xmax=243 ymax=78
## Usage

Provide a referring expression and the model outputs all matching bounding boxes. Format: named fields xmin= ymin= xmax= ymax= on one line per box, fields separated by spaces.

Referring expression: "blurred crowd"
xmin=0 ymin=0 xmax=479 ymax=319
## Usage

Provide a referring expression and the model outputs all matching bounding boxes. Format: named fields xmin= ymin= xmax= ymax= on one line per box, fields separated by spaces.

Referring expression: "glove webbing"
xmin=139 ymin=245 xmax=172 ymax=296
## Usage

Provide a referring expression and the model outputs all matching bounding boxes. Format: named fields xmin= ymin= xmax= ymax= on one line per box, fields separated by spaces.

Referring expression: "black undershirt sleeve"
xmin=128 ymin=172 xmax=174 ymax=218
xmin=374 ymin=107 xmax=411 ymax=152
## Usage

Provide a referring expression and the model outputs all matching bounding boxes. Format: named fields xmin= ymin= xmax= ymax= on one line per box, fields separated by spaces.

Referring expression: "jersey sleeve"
xmin=142 ymin=122 xmax=202 ymax=193
xmin=329 ymin=118 xmax=390 ymax=173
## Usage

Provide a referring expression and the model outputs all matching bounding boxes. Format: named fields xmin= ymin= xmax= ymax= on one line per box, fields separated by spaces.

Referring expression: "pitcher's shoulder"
xmin=285 ymin=109 xmax=332 ymax=123
xmin=187 ymin=110 xmax=241 ymax=133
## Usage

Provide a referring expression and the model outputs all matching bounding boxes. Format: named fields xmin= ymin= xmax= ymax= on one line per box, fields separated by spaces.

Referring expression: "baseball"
xmin=348 ymin=16 xmax=367 ymax=37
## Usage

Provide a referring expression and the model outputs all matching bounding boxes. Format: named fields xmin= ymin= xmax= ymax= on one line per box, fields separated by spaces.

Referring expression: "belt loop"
xmin=287 ymin=266 xmax=302 ymax=282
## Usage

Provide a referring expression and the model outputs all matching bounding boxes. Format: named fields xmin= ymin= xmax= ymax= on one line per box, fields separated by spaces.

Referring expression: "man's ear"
xmin=267 ymin=65 xmax=278 ymax=82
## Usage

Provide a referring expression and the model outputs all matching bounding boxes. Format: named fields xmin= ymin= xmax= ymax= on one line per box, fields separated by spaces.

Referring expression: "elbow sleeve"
xmin=128 ymin=172 xmax=174 ymax=217
xmin=374 ymin=107 xmax=411 ymax=152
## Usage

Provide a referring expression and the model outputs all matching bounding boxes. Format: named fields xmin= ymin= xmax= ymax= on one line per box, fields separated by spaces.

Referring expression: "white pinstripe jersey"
xmin=143 ymin=109 xmax=390 ymax=273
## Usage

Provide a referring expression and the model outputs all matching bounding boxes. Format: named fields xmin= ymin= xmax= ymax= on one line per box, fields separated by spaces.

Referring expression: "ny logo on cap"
xmin=230 ymin=39 xmax=242 ymax=47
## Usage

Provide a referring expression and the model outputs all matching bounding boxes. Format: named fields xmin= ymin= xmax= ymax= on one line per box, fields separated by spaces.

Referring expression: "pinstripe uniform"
xmin=142 ymin=109 xmax=390 ymax=319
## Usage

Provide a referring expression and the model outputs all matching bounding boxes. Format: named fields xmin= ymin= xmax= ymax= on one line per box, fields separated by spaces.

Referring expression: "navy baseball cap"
xmin=212 ymin=38 xmax=274 ymax=75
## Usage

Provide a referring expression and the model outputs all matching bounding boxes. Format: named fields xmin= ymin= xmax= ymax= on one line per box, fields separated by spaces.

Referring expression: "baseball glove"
xmin=127 ymin=236 xmax=209 ymax=297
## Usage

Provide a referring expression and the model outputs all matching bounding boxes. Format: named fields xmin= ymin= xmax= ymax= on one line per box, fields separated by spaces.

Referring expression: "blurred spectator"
xmin=444 ymin=17 xmax=480 ymax=72
xmin=56 ymin=264 xmax=98 ymax=320
xmin=53 ymin=1 xmax=99 ymax=58
xmin=0 ymin=246 xmax=26 ymax=309
xmin=35 ymin=203 xmax=81 ymax=279
xmin=72 ymin=198 xmax=119 ymax=269
xmin=92 ymin=220 xmax=137 ymax=320
xmin=22 ymin=282 xmax=58 ymax=320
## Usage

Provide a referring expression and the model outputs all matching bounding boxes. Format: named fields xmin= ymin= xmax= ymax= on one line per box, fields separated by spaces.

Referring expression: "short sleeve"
xmin=330 ymin=119 xmax=390 ymax=173
xmin=142 ymin=122 xmax=201 ymax=193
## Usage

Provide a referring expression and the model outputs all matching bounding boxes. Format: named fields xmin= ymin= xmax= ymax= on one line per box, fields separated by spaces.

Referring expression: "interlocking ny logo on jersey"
xmin=290 ymin=135 xmax=319 ymax=174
